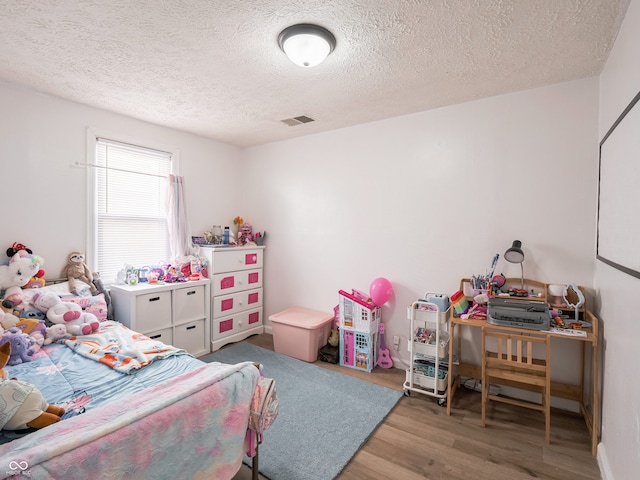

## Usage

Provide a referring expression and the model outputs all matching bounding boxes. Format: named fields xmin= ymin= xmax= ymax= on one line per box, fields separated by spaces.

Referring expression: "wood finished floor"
xmin=230 ymin=334 xmax=600 ymax=480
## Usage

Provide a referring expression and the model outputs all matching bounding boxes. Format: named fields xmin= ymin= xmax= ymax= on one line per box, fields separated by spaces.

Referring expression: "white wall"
xmin=243 ymin=77 xmax=599 ymax=399
xmin=0 ymin=80 xmax=242 ymax=277
xmin=597 ymin=0 xmax=640 ymax=478
xmin=0 ymin=37 xmax=613 ymax=470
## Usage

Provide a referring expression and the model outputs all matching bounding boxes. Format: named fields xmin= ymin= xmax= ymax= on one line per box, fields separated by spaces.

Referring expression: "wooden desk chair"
xmin=481 ymin=328 xmax=551 ymax=444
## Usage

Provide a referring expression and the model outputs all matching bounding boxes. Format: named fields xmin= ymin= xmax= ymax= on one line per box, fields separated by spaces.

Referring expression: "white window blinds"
xmin=95 ymin=138 xmax=173 ymax=283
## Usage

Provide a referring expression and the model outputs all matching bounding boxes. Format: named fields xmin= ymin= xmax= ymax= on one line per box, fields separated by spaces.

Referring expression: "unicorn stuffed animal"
xmin=0 ymin=253 xmax=44 ymax=309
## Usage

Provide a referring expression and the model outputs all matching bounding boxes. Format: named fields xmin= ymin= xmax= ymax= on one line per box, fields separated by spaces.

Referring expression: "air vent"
xmin=281 ymin=115 xmax=316 ymax=126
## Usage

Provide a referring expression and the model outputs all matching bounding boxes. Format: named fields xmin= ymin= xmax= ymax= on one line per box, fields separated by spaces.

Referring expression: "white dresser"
xmin=109 ymin=278 xmax=211 ymax=357
xmin=200 ymin=246 xmax=265 ymax=351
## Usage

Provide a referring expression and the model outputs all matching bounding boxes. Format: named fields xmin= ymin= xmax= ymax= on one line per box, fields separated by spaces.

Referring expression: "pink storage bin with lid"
xmin=269 ymin=307 xmax=334 ymax=362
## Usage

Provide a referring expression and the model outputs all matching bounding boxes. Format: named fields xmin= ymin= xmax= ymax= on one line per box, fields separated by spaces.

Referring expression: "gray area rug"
xmin=201 ymin=342 xmax=403 ymax=480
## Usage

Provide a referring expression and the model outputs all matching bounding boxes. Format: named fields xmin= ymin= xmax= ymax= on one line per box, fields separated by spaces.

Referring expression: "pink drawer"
xmin=212 ymin=269 xmax=262 ymax=296
xmin=212 ymin=248 xmax=263 ymax=273
xmin=212 ymin=288 xmax=263 ymax=318
xmin=213 ymin=308 xmax=263 ymax=339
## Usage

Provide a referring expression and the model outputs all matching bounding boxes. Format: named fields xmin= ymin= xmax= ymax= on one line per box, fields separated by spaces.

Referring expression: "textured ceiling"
xmin=0 ymin=1 xmax=630 ymax=148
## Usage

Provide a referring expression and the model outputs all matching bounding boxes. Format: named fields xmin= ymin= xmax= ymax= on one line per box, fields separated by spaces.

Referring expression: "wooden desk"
xmin=446 ymin=302 xmax=599 ymax=456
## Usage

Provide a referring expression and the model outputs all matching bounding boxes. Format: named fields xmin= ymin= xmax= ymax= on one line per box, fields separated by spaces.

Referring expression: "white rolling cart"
xmin=403 ymin=299 xmax=450 ymax=406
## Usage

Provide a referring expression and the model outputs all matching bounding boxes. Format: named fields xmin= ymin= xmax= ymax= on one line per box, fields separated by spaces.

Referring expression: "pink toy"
xmin=33 ymin=291 xmax=99 ymax=336
xmin=46 ymin=301 xmax=99 ymax=336
xmin=0 ymin=253 xmax=44 ymax=309
xmin=369 ymin=277 xmax=393 ymax=306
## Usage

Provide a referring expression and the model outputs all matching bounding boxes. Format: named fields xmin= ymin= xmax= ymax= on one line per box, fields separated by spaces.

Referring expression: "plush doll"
xmin=328 ymin=329 xmax=339 ymax=347
xmin=1 ymin=299 xmax=20 ymax=317
xmin=0 ymin=330 xmax=34 ymax=365
xmin=32 ymin=291 xmax=100 ymax=336
xmin=5 ymin=243 xmax=46 ymax=289
xmin=44 ymin=324 xmax=70 ymax=345
xmin=0 ymin=342 xmax=65 ymax=431
xmin=14 ymin=318 xmax=46 ymax=352
xmin=0 ymin=253 xmax=44 ymax=308
xmin=19 ymin=308 xmax=45 ymax=321
xmin=45 ymin=299 xmax=100 ymax=336
xmin=31 ymin=291 xmax=61 ymax=315
xmin=0 ymin=309 xmax=19 ymax=331
xmin=62 ymin=251 xmax=97 ymax=296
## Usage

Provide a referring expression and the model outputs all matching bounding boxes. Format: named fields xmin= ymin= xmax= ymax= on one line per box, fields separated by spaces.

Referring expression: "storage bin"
xmin=405 ymin=369 xmax=448 ymax=393
xmin=409 ymin=330 xmax=450 ymax=358
xmin=269 ymin=307 xmax=334 ymax=362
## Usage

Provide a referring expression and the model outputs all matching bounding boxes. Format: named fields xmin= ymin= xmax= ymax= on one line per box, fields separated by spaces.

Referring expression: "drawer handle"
xmin=187 ymin=290 xmax=196 ymax=296
xmin=149 ymin=297 xmax=160 ymax=302
xmin=150 ymin=334 xmax=162 ymax=339
xmin=186 ymin=325 xmax=196 ymax=331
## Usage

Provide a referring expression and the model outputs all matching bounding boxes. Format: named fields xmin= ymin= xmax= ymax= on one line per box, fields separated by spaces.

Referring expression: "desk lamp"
xmin=504 ymin=240 xmax=525 ymax=290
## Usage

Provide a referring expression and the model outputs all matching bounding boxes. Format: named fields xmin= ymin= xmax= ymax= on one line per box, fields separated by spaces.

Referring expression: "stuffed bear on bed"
xmin=0 ymin=342 xmax=65 ymax=431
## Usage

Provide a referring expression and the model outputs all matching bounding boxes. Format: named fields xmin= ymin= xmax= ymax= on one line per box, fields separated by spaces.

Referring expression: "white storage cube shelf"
xmin=110 ymin=279 xmax=211 ymax=357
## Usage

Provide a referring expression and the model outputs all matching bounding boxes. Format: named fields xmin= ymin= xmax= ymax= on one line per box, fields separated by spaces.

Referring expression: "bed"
xmin=0 ymin=282 xmax=264 ymax=480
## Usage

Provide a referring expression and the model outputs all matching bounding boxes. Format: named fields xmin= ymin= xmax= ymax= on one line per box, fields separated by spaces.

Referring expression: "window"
xmin=88 ymin=132 xmax=176 ymax=284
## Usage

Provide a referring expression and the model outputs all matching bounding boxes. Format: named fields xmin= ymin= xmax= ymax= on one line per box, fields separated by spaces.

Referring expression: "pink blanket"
xmin=0 ymin=360 xmax=259 ymax=479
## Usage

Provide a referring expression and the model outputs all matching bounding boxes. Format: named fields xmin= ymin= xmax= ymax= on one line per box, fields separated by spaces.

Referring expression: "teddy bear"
xmin=0 ymin=253 xmax=44 ymax=309
xmin=44 ymin=324 xmax=70 ymax=345
xmin=0 ymin=342 xmax=65 ymax=431
xmin=62 ymin=251 xmax=97 ymax=296
xmin=0 ymin=330 xmax=34 ymax=365
xmin=33 ymin=290 xmax=100 ymax=336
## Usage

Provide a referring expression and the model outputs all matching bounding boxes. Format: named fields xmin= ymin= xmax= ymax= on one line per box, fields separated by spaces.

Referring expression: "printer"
xmin=487 ymin=297 xmax=550 ymax=331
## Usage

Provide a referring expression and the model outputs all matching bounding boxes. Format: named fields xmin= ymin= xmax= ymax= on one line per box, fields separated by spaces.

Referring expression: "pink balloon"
xmin=369 ymin=277 xmax=394 ymax=306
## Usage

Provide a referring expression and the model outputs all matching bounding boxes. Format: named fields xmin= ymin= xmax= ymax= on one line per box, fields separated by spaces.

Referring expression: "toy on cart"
xmin=403 ymin=296 xmax=450 ymax=406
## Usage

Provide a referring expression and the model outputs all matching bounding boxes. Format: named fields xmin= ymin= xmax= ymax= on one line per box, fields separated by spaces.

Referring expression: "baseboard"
xmin=597 ymin=442 xmax=613 ymax=480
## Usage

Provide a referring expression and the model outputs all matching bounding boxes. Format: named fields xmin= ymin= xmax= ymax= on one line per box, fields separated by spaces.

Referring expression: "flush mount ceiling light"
xmin=278 ymin=24 xmax=336 ymax=67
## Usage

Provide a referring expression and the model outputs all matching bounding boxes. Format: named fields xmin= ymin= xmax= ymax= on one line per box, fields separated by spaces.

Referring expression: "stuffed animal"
xmin=0 ymin=342 xmax=65 ymax=430
xmin=32 ymin=291 xmax=100 ymax=336
xmin=44 ymin=324 xmax=70 ymax=345
xmin=0 ymin=253 xmax=44 ymax=308
xmin=14 ymin=318 xmax=46 ymax=352
xmin=62 ymin=251 xmax=97 ymax=296
xmin=1 ymin=299 xmax=20 ymax=317
xmin=5 ymin=242 xmax=46 ymax=290
xmin=328 ymin=329 xmax=339 ymax=347
xmin=45 ymin=299 xmax=100 ymax=336
xmin=6 ymin=242 xmax=32 ymax=258
xmin=0 ymin=330 xmax=34 ymax=365
xmin=0 ymin=309 xmax=19 ymax=331
xmin=19 ymin=308 xmax=45 ymax=321
xmin=31 ymin=291 xmax=61 ymax=314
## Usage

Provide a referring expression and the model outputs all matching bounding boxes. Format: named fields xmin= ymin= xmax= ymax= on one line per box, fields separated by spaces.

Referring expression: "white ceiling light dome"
xmin=278 ymin=24 xmax=336 ymax=68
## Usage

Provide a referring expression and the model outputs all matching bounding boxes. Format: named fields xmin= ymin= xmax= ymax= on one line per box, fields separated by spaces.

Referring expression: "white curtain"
xmin=167 ymin=174 xmax=191 ymax=259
